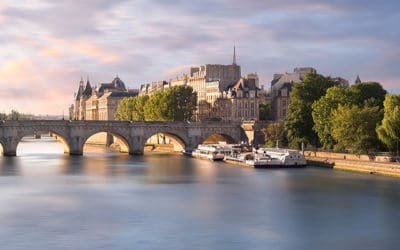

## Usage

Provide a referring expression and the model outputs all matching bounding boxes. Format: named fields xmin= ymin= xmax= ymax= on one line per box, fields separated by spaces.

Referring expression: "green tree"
xmin=331 ymin=105 xmax=382 ymax=156
xmin=312 ymin=86 xmax=356 ymax=149
xmin=168 ymin=85 xmax=197 ymax=121
xmin=262 ymin=122 xmax=286 ymax=147
xmin=351 ymin=82 xmax=387 ymax=108
xmin=142 ymin=86 xmax=197 ymax=121
xmin=376 ymin=94 xmax=400 ymax=154
xmin=115 ymin=97 xmax=135 ymax=120
xmin=132 ymin=95 xmax=149 ymax=121
xmin=285 ymin=73 xmax=339 ymax=148
xmin=115 ymin=95 xmax=149 ymax=121
xmin=259 ymin=102 xmax=272 ymax=121
xmin=144 ymin=90 xmax=169 ymax=121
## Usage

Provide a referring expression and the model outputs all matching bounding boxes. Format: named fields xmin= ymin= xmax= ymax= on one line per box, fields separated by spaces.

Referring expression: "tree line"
xmin=0 ymin=110 xmax=34 ymax=120
xmin=265 ymin=73 xmax=399 ymax=156
xmin=115 ymin=85 xmax=197 ymax=122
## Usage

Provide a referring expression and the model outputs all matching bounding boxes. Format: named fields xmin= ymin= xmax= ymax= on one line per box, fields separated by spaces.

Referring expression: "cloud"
xmin=0 ymin=58 xmax=80 ymax=114
xmin=0 ymin=0 xmax=400 ymax=115
xmin=41 ymin=37 xmax=122 ymax=64
xmin=1 ymin=0 xmax=129 ymax=38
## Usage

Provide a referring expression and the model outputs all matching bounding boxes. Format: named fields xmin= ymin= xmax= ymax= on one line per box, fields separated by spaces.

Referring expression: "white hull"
xmin=192 ymin=151 xmax=225 ymax=161
xmin=246 ymin=148 xmax=307 ymax=168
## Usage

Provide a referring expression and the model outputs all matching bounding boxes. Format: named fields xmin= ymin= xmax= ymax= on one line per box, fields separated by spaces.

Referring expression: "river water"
xmin=1 ymin=138 xmax=400 ymax=250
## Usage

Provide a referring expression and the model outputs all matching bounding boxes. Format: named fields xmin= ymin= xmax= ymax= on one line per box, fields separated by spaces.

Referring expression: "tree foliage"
xmin=259 ymin=102 xmax=272 ymax=121
xmin=116 ymin=86 xmax=197 ymax=122
xmin=144 ymin=90 xmax=169 ymax=121
xmin=115 ymin=97 xmax=135 ymax=121
xmin=312 ymin=86 xmax=356 ymax=149
xmin=169 ymin=85 xmax=198 ymax=121
xmin=376 ymin=94 xmax=400 ymax=152
xmin=351 ymin=82 xmax=387 ymax=108
xmin=262 ymin=122 xmax=286 ymax=147
xmin=331 ymin=105 xmax=382 ymax=155
xmin=311 ymin=81 xmax=387 ymax=150
xmin=285 ymin=73 xmax=339 ymax=148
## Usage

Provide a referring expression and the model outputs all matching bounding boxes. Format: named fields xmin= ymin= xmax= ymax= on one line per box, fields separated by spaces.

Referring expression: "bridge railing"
xmin=0 ymin=120 xmax=242 ymax=127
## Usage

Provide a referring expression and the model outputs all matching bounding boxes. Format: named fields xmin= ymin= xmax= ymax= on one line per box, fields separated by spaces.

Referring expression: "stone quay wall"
xmin=305 ymin=151 xmax=400 ymax=177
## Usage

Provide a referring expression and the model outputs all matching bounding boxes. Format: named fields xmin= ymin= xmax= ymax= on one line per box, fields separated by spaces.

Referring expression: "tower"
xmin=233 ymin=45 xmax=237 ymax=65
xmin=355 ymin=75 xmax=361 ymax=84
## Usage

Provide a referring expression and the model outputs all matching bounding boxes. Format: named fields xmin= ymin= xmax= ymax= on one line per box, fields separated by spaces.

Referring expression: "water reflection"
xmin=0 ymin=157 xmax=21 ymax=175
xmin=2 ymin=139 xmax=400 ymax=249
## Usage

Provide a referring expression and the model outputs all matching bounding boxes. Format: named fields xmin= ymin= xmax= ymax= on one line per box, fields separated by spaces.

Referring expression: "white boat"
xmin=245 ymin=148 xmax=307 ymax=168
xmin=192 ymin=144 xmax=231 ymax=161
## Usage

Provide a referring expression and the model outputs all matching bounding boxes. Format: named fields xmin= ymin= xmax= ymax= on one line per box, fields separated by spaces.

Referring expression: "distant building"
xmin=270 ymin=67 xmax=317 ymax=121
xmin=270 ymin=68 xmax=350 ymax=121
xmin=199 ymin=75 xmax=266 ymax=122
xmin=355 ymin=75 xmax=362 ymax=84
xmin=71 ymin=76 xmax=138 ymax=121
xmin=139 ymin=81 xmax=168 ymax=96
xmin=135 ymin=47 xmax=267 ymax=122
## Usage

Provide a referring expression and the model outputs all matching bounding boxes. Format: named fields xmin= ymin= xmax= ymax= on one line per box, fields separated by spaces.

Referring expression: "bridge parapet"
xmin=0 ymin=120 xmax=251 ymax=156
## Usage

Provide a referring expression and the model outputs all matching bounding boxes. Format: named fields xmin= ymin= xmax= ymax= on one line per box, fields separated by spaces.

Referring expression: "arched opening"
xmin=202 ymin=134 xmax=236 ymax=144
xmin=83 ymin=131 xmax=130 ymax=155
xmin=16 ymin=131 xmax=70 ymax=156
xmin=144 ymin=132 xmax=186 ymax=154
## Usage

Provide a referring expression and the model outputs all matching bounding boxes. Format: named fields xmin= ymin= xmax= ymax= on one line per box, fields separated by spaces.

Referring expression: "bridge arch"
xmin=201 ymin=133 xmax=236 ymax=144
xmin=143 ymin=131 xmax=187 ymax=153
xmin=81 ymin=130 xmax=131 ymax=154
xmin=13 ymin=129 xmax=71 ymax=156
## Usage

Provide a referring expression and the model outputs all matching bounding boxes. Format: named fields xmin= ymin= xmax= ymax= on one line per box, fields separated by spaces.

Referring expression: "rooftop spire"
xmin=233 ymin=45 xmax=237 ymax=65
xmin=355 ymin=75 xmax=361 ymax=84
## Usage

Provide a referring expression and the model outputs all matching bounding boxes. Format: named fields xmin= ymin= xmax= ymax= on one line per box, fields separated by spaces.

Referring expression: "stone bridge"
xmin=0 ymin=120 xmax=250 ymax=156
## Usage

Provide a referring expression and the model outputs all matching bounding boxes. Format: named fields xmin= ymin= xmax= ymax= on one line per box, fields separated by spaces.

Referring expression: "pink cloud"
xmin=0 ymin=58 xmax=80 ymax=115
xmin=162 ymin=64 xmax=194 ymax=79
xmin=43 ymin=37 xmax=121 ymax=64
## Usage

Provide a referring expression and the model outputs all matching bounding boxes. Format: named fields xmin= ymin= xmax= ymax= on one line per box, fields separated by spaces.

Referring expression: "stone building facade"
xmin=196 ymin=75 xmax=266 ymax=122
xmin=270 ymin=67 xmax=317 ymax=121
xmin=70 ymin=76 xmax=138 ymax=121
xmin=135 ymin=47 xmax=266 ymax=122
xmin=269 ymin=67 xmax=349 ymax=121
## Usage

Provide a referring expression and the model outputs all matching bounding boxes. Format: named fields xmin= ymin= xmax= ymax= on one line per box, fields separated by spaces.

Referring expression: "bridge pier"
xmin=3 ymin=150 xmax=17 ymax=157
xmin=1 ymin=138 xmax=18 ymax=157
xmin=68 ymin=136 xmax=84 ymax=156
xmin=69 ymin=150 xmax=83 ymax=156
xmin=130 ymin=149 xmax=144 ymax=155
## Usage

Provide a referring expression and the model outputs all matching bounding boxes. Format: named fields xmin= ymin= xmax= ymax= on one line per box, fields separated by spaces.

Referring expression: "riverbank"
xmin=306 ymin=154 xmax=400 ymax=177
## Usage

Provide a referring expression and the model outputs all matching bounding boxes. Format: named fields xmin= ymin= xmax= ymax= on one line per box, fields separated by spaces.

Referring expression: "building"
xmin=71 ymin=76 xmax=138 ymax=121
xmin=222 ymin=76 xmax=264 ymax=121
xmin=139 ymin=81 xmax=168 ymax=96
xmin=270 ymin=67 xmax=317 ymax=121
xmin=270 ymin=68 xmax=350 ymax=121
xmin=198 ymin=75 xmax=266 ymax=122
xmin=133 ymin=46 xmax=266 ymax=122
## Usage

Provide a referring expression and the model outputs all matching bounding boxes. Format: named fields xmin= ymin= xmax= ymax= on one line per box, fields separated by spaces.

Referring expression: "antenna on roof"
xmin=233 ymin=44 xmax=237 ymax=65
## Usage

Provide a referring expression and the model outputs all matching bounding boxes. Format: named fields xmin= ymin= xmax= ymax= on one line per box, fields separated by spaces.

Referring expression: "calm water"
xmin=1 ymin=138 xmax=400 ymax=250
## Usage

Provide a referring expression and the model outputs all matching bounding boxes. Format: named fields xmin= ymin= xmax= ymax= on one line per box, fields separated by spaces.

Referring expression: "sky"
xmin=0 ymin=0 xmax=399 ymax=115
